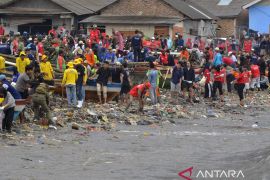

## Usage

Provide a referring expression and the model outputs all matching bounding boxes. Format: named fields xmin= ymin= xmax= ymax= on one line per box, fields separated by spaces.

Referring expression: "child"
xmin=212 ymin=65 xmax=225 ymax=102
xmin=0 ymin=87 xmax=15 ymax=133
xmin=203 ymin=64 xmax=212 ymax=99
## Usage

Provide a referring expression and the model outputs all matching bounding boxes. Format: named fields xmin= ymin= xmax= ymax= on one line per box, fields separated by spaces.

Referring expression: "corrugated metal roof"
xmin=80 ymin=15 xmax=180 ymax=24
xmin=164 ymin=0 xmax=217 ymax=20
xmin=0 ymin=0 xmax=15 ymax=6
xmin=0 ymin=0 xmax=117 ymax=15
xmin=51 ymin=0 xmax=117 ymax=15
xmin=189 ymin=0 xmax=254 ymax=17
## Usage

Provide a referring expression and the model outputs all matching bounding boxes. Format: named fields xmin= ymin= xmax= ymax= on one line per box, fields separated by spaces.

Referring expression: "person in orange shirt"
xmin=85 ymin=48 xmax=95 ymax=66
xmin=180 ymin=47 xmax=190 ymax=61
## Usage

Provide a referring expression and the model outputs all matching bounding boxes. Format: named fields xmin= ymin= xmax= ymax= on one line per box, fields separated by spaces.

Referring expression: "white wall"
xmin=183 ymin=20 xmax=216 ymax=40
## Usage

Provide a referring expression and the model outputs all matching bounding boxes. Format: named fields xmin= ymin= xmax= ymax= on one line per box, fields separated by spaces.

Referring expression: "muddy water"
xmin=1 ymin=110 xmax=270 ymax=180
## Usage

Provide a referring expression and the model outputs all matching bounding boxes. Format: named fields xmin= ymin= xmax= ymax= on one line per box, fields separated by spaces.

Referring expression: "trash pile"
xmin=1 ymin=90 xmax=270 ymax=147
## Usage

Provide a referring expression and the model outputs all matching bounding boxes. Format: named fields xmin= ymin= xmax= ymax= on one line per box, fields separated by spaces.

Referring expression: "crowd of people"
xmin=0 ymin=24 xmax=270 ymax=134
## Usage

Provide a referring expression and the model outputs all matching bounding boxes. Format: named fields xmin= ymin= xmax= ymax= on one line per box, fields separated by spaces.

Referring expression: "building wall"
xmin=2 ymin=15 xmax=72 ymax=34
xmin=101 ymin=0 xmax=183 ymax=17
xmin=182 ymin=20 xmax=215 ymax=40
xmin=216 ymin=18 xmax=236 ymax=37
xmin=249 ymin=4 xmax=270 ymax=33
xmin=105 ymin=24 xmax=155 ymax=37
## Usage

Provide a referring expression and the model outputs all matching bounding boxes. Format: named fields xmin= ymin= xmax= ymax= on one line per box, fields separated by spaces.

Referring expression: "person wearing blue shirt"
xmin=167 ymin=35 xmax=173 ymax=50
xmin=131 ymin=30 xmax=142 ymax=62
xmin=174 ymin=35 xmax=184 ymax=50
xmin=98 ymin=47 xmax=107 ymax=62
xmin=105 ymin=48 xmax=116 ymax=63
xmin=0 ymin=74 xmax=22 ymax=99
xmin=171 ymin=61 xmax=183 ymax=99
xmin=213 ymin=47 xmax=223 ymax=67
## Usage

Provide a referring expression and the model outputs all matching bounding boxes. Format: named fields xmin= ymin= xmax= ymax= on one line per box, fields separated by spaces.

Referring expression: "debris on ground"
xmin=1 ymin=90 xmax=270 ymax=147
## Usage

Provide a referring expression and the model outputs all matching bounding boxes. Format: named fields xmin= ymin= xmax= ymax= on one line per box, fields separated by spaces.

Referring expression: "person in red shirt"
xmin=250 ymin=62 xmax=260 ymax=90
xmin=0 ymin=25 xmax=5 ymax=36
xmin=222 ymin=56 xmax=233 ymax=66
xmin=242 ymin=67 xmax=251 ymax=94
xmin=159 ymin=50 xmax=168 ymax=65
xmin=125 ymin=82 xmax=151 ymax=112
xmin=89 ymin=24 xmax=100 ymax=45
xmin=12 ymin=36 xmax=19 ymax=55
xmin=212 ymin=65 xmax=225 ymax=102
xmin=48 ymin=26 xmax=58 ymax=38
xmin=235 ymin=67 xmax=246 ymax=106
xmin=203 ymin=64 xmax=212 ymax=99
xmin=37 ymin=38 xmax=44 ymax=56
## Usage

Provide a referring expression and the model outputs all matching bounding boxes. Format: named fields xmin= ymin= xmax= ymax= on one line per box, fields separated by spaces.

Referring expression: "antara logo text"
xmin=178 ymin=167 xmax=245 ymax=179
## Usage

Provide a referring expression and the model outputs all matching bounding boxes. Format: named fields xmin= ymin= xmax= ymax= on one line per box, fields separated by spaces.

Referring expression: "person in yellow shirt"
xmin=0 ymin=55 xmax=5 ymax=73
xmin=62 ymin=62 xmax=78 ymax=107
xmin=40 ymin=55 xmax=54 ymax=86
xmin=16 ymin=51 xmax=30 ymax=74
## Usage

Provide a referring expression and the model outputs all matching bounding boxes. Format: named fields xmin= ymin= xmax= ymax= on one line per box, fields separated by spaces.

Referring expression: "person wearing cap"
xmin=125 ymin=82 xmax=151 ymax=112
xmin=0 ymin=87 xmax=15 ymax=133
xmin=0 ymin=55 xmax=5 ymax=73
xmin=73 ymin=40 xmax=84 ymax=56
xmin=40 ymin=55 xmax=54 ymax=86
xmin=62 ymin=62 xmax=78 ymax=107
xmin=93 ymin=61 xmax=111 ymax=104
xmin=16 ymin=51 xmax=31 ymax=74
xmin=213 ymin=47 xmax=222 ymax=67
xmin=32 ymin=83 xmax=54 ymax=124
xmin=74 ymin=59 xmax=85 ymax=108
xmin=15 ymin=65 xmax=33 ymax=99
xmin=25 ymin=48 xmax=35 ymax=63
xmin=105 ymin=47 xmax=117 ymax=63
xmin=89 ymin=24 xmax=100 ymax=45
xmin=0 ymin=74 xmax=21 ymax=99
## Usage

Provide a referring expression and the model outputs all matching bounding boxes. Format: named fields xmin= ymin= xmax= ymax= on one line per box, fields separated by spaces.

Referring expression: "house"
xmin=80 ymin=0 xmax=217 ymax=40
xmin=243 ymin=0 xmax=270 ymax=33
xmin=0 ymin=0 xmax=116 ymax=34
xmin=189 ymin=0 xmax=254 ymax=38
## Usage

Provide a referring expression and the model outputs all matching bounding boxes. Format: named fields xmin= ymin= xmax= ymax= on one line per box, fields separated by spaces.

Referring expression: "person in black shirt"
xmin=167 ymin=50 xmax=175 ymax=66
xmin=74 ymin=59 xmax=85 ymax=108
xmin=96 ymin=61 xmax=111 ymax=104
xmin=111 ymin=62 xmax=122 ymax=83
xmin=120 ymin=62 xmax=131 ymax=103
xmin=131 ymin=30 xmax=142 ymax=62
xmin=183 ymin=61 xmax=195 ymax=102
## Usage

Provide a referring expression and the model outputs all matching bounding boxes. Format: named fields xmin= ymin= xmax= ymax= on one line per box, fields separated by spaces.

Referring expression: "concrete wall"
xmin=1 ymin=15 xmax=73 ymax=34
xmin=183 ymin=20 xmax=215 ymax=40
xmin=105 ymin=24 xmax=155 ymax=37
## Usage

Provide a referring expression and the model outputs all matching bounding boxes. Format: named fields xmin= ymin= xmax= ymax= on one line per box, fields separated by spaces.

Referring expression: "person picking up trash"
xmin=0 ymin=87 xmax=15 ymax=133
xmin=32 ymin=83 xmax=54 ymax=124
xmin=125 ymin=82 xmax=151 ymax=112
